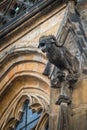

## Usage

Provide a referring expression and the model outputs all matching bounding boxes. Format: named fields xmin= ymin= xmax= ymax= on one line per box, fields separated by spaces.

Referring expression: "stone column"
xmin=49 ymin=87 xmax=60 ymax=130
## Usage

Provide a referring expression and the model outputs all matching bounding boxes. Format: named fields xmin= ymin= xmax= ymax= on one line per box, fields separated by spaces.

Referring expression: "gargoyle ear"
xmin=51 ymin=39 xmax=56 ymax=43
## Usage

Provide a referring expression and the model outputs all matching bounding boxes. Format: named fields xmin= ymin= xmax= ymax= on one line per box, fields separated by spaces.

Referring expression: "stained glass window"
xmin=15 ymin=100 xmax=42 ymax=130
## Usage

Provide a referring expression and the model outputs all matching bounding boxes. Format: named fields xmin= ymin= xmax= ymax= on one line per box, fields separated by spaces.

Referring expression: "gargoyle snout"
xmin=38 ymin=44 xmax=40 ymax=48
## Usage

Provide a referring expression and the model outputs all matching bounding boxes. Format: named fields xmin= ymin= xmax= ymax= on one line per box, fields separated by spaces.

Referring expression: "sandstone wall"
xmin=0 ymin=4 xmax=65 ymax=130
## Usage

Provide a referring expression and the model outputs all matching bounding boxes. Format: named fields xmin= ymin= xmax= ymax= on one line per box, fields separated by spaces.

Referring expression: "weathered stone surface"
xmin=0 ymin=1 xmax=87 ymax=130
xmin=0 ymin=1 xmax=66 ymax=130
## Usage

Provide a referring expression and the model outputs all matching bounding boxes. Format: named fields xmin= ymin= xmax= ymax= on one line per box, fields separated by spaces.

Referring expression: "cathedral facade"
xmin=0 ymin=0 xmax=87 ymax=130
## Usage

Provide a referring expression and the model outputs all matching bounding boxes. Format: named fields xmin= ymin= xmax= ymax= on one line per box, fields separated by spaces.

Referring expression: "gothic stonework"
xmin=0 ymin=1 xmax=65 ymax=130
xmin=39 ymin=1 xmax=87 ymax=130
xmin=0 ymin=0 xmax=87 ymax=130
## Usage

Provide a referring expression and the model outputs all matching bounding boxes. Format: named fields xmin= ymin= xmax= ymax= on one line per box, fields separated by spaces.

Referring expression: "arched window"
xmin=15 ymin=100 xmax=42 ymax=130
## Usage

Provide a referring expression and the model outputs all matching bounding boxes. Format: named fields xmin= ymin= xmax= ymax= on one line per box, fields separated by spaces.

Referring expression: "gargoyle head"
xmin=38 ymin=35 xmax=57 ymax=52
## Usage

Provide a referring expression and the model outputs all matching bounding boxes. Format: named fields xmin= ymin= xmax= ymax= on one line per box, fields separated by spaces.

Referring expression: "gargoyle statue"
xmin=38 ymin=35 xmax=79 ymax=75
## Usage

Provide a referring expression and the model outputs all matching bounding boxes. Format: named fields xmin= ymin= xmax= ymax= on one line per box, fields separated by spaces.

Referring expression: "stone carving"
xmin=38 ymin=35 xmax=79 ymax=88
xmin=38 ymin=34 xmax=80 ymax=130
xmin=38 ymin=1 xmax=87 ymax=129
xmin=38 ymin=35 xmax=78 ymax=73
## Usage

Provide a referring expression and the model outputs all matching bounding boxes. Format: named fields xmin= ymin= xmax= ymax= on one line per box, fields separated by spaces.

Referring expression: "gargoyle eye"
xmin=41 ymin=43 xmax=45 ymax=46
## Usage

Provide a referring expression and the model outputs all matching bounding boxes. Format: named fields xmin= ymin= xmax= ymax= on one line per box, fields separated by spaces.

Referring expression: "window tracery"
xmin=1 ymin=93 xmax=49 ymax=130
xmin=0 ymin=0 xmax=40 ymax=27
xmin=15 ymin=100 xmax=42 ymax=130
